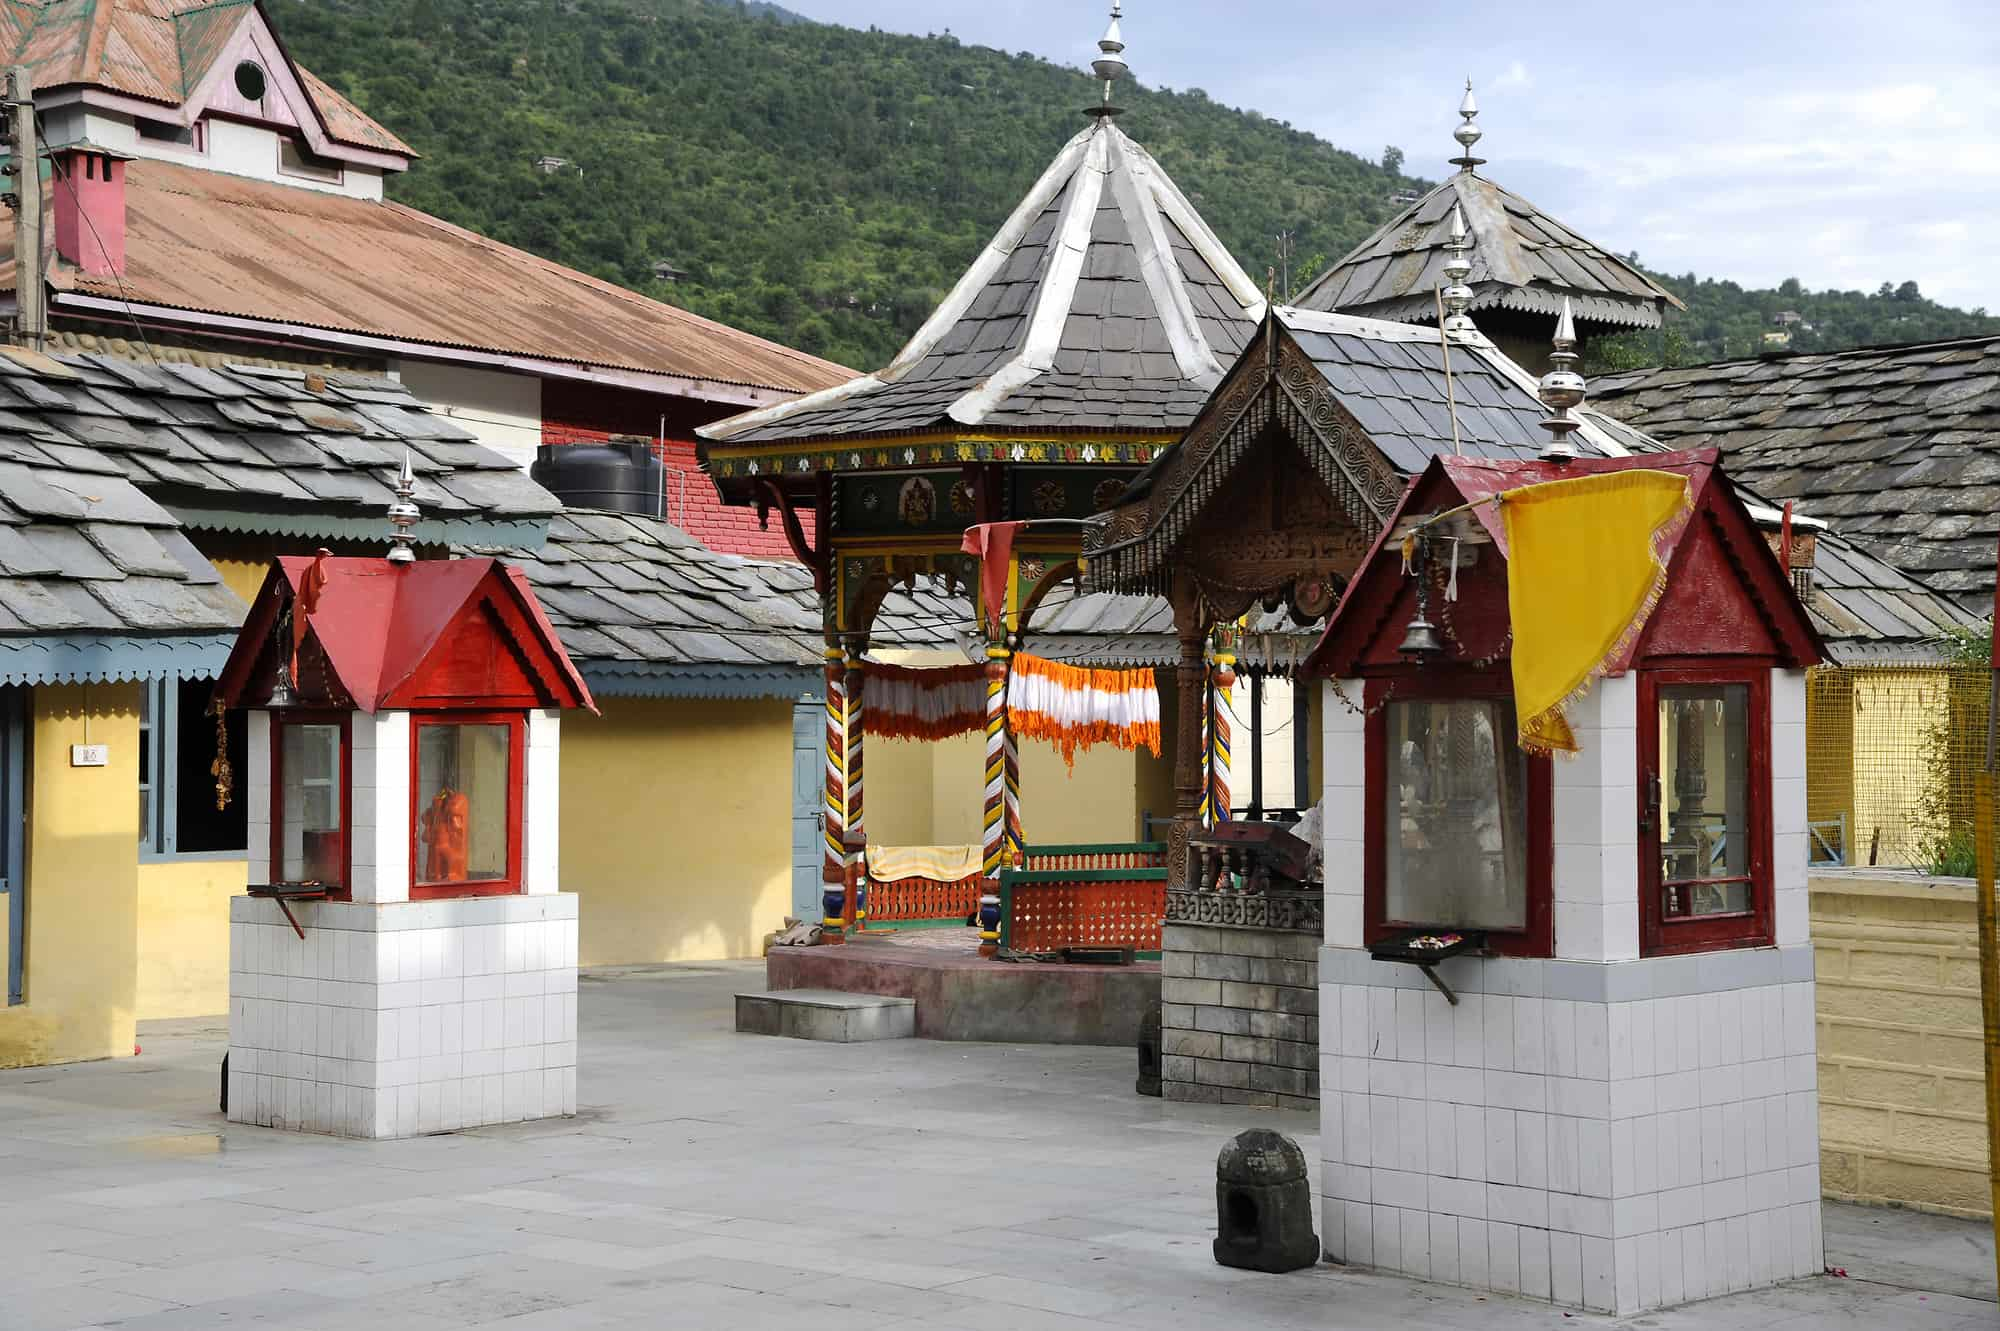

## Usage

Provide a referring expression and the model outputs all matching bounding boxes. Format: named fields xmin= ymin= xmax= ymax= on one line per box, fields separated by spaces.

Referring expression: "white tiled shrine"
xmin=1317 ymin=672 xmax=1821 ymax=1315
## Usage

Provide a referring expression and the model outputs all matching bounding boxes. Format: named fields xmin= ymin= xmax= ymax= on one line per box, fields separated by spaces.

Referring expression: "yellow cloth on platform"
xmin=1501 ymin=469 xmax=1692 ymax=755
xmin=864 ymin=844 xmax=985 ymax=883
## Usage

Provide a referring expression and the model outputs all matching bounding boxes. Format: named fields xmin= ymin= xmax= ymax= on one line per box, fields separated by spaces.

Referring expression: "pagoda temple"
xmin=1295 ymin=83 xmax=1683 ymax=369
xmin=700 ymin=3 xmax=1264 ymax=904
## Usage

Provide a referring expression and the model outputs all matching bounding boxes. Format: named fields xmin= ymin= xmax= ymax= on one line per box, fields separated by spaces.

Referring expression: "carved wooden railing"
xmin=867 ymin=873 xmax=984 ymax=925
xmin=999 ymin=843 xmax=1169 ymax=955
xmin=1168 ymin=824 xmax=1323 ymax=933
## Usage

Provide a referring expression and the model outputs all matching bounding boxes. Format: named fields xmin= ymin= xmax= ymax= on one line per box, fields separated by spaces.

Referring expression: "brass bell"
xmin=1399 ymin=612 xmax=1445 ymax=660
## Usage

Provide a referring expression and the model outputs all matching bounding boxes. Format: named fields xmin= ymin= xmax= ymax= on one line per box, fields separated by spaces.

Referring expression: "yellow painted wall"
xmin=135 ymin=857 xmax=246 ymax=1019
xmin=562 ymin=695 xmax=797 ymax=965
xmin=1812 ymin=870 xmax=1990 ymax=1216
xmin=1847 ymin=670 xmax=1951 ymax=867
xmin=0 ymin=684 xmax=143 ymax=1069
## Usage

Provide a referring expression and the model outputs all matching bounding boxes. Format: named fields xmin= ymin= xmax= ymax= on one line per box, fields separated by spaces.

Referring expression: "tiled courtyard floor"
xmin=3 ymin=960 xmax=1995 ymax=1330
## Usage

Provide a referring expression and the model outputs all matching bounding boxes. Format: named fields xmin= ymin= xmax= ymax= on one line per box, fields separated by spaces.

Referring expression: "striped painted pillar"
xmin=844 ymin=657 xmax=867 ymax=928
xmin=1003 ymin=726 xmax=1023 ymax=866
xmin=982 ymin=644 xmax=1010 ymax=881
xmin=1198 ymin=683 xmax=1212 ymax=828
xmin=1210 ymin=655 xmax=1236 ymax=825
xmin=822 ymin=647 xmax=846 ymax=913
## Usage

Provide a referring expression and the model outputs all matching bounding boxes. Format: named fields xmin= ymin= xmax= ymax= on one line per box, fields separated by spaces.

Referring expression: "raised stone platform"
xmin=735 ymin=989 xmax=915 ymax=1042
xmin=765 ymin=929 xmax=1157 ymax=1046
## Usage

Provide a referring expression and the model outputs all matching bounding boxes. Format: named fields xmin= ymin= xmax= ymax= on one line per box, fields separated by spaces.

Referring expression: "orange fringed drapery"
xmin=1005 ymin=652 xmax=1162 ymax=768
xmin=862 ymin=661 xmax=988 ymax=742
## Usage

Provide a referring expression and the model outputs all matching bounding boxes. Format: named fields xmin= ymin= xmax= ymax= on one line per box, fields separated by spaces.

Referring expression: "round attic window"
xmin=234 ymin=60 xmax=266 ymax=101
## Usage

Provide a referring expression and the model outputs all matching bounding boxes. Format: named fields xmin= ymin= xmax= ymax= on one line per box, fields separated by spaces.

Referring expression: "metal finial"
xmin=1440 ymin=202 xmax=1477 ymax=338
xmin=1085 ymin=1 xmax=1127 ymax=120
xmin=386 ymin=450 xmax=419 ymax=562
xmin=1538 ymin=297 xmax=1587 ymax=462
xmin=1450 ymin=78 xmax=1485 ymax=173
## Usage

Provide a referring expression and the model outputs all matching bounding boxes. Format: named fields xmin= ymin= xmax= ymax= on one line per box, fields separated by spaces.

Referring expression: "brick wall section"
xmin=539 ymin=379 xmax=814 ymax=561
xmin=1160 ymin=923 xmax=1318 ymax=1108
xmin=1811 ymin=870 xmax=1990 ymax=1217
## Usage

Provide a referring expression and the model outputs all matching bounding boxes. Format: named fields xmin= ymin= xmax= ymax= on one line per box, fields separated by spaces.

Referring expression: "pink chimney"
xmin=51 ymin=149 xmax=126 ymax=278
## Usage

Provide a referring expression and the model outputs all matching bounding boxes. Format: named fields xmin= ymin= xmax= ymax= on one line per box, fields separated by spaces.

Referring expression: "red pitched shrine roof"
xmin=1306 ymin=449 xmax=1824 ymax=678
xmin=216 ymin=555 xmax=595 ymax=714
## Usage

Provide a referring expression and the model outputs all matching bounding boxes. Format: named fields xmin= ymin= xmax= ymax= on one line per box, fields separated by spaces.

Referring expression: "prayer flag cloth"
xmin=961 ymin=521 xmax=1026 ymax=637
xmin=1500 ymin=469 xmax=1691 ymax=755
xmin=1006 ymin=652 xmax=1161 ymax=768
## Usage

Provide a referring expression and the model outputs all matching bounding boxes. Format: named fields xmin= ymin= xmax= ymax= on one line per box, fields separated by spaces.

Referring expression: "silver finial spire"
xmin=1450 ymin=78 xmax=1485 ymax=173
xmin=1085 ymin=1 xmax=1127 ymax=120
xmin=1537 ymin=298 xmax=1587 ymax=462
xmin=386 ymin=450 xmax=420 ymax=563
xmin=1439 ymin=203 xmax=1477 ymax=338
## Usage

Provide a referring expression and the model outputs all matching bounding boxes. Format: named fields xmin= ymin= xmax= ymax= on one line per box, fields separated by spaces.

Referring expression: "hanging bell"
xmin=267 ymin=662 xmax=297 ymax=709
xmin=1399 ymin=612 xmax=1445 ymax=661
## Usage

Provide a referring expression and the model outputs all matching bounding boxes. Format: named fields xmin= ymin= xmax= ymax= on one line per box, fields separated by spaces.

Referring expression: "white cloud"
xmin=1492 ymin=60 xmax=1532 ymax=92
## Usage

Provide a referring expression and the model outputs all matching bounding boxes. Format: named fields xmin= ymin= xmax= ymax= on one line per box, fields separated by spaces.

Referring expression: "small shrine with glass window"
xmin=213 ymin=511 xmax=595 ymax=1138
xmin=1304 ymin=442 xmax=1826 ymax=1314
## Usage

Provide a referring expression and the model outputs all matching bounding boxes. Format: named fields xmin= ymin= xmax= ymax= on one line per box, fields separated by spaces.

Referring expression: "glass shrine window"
xmin=415 ymin=722 xmax=512 ymax=886
xmin=1383 ymin=698 xmax=1529 ymax=931
xmin=279 ymin=722 xmax=343 ymax=885
xmin=1656 ymin=683 xmax=1751 ymax=919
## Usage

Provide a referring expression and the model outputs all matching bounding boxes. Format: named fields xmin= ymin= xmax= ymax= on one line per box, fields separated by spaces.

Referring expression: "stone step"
xmin=734 ymin=989 xmax=916 ymax=1042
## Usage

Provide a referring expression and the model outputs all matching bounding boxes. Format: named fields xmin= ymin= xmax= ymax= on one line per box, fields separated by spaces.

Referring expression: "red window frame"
xmin=1363 ymin=671 xmax=1554 ymax=958
xmin=269 ymin=709 xmax=352 ymax=901
xmin=407 ymin=710 xmax=526 ymax=900
xmin=1637 ymin=664 xmax=1773 ymax=955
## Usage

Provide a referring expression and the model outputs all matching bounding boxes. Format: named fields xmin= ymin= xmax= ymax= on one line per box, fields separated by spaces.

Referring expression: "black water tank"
xmin=530 ymin=439 xmax=663 ymax=515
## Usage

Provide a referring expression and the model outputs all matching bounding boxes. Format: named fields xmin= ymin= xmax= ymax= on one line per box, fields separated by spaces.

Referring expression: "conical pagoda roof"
xmin=702 ymin=117 xmax=1265 ymax=446
xmin=1295 ymin=171 xmax=1683 ymax=331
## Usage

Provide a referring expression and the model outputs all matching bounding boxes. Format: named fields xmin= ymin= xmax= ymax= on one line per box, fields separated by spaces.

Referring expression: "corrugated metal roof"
xmin=0 ymin=158 xmax=854 ymax=395
xmin=1296 ymin=171 xmax=1681 ymax=330
xmin=2 ymin=0 xmax=411 ymax=154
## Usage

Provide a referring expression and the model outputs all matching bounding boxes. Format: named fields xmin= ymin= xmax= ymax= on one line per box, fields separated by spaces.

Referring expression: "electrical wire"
xmin=33 ymin=111 xmax=158 ymax=365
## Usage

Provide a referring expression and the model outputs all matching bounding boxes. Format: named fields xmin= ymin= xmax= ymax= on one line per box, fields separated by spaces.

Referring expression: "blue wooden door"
xmin=2 ymin=687 xmax=24 ymax=1006
xmin=790 ymin=700 xmax=825 ymax=923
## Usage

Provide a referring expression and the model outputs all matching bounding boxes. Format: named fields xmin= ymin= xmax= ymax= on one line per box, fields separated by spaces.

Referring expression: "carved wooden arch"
xmin=1017 ymin=559 xmax=1081 ymax=634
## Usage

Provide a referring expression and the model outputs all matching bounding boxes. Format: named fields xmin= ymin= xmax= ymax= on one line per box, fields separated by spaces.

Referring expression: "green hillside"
xmin=274 ymin=0 xmax=1999 ymax=373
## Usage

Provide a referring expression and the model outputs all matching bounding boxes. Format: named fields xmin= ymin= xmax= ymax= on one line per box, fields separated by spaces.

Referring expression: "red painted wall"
xmin=540 ymin=380 xmax=811 ymax=560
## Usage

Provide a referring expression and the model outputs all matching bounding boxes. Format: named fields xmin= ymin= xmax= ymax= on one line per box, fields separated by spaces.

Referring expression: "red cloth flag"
xmin=960 ymin=521 xmax=1026 ymax=638
xmin=292 ymin=548 xmax=330 ymax=687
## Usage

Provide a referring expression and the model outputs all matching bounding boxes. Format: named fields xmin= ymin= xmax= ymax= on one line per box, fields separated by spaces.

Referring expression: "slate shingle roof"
xmin=703 ymin=118 xmax=1263 ymax=446
xmin=0 ymin=349 xmax=556 ymax=544
xmin=481 ymin=510 xmax=961 ymax=693
xmin=1593 ymin=337 xmax=2000 ymax=597
xmin=1296 ymin=171 xmax=1681 ymax=331
xmin=1801 ymin=530 xmax=1978 ymax=662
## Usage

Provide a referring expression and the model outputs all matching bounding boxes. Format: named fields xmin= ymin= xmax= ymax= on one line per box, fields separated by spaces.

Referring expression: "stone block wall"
xmin=1160 ymin=923 xmax=1317 ymax=1108
xmin=1811 ymin=870 xmax=1991 ymax=1216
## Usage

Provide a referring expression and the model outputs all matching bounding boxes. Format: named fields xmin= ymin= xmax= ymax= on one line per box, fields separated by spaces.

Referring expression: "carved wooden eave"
xmin=1082 ymin=316 xmax=1403 ymax=621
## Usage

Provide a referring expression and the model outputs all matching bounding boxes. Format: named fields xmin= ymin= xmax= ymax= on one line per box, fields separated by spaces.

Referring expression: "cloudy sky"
xmin=783 ymin=0 xmax=2000 ymax=311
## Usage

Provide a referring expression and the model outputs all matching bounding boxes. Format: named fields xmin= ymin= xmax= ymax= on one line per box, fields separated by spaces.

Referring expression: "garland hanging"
xmin=862 ymin=661 xmax=988 ymax=741
xmin=1006 ymin=652 xmax=1161 ymax=768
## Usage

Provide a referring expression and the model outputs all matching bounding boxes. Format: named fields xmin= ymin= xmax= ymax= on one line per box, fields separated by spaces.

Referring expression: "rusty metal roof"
xmin=1 ymin=0 xmax=411 ymax=155
xmin=0 ymin=157 xmax=855 ymax=395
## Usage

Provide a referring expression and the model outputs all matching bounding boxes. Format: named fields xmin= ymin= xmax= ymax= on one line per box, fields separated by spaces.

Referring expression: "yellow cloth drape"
xmin=1501 ymin=469 xmax=1692 ymax=754
xmin=864 ymin=844 xmax=985 ymax=882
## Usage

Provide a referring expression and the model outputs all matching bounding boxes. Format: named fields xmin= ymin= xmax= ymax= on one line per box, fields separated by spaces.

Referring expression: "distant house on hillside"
xmin=0 ymin=0 xmax=848 ymax=559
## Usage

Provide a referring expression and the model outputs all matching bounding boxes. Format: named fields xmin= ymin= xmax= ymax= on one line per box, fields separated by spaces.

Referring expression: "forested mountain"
xmin=275 ymin=0 xmax=1998 ymax=373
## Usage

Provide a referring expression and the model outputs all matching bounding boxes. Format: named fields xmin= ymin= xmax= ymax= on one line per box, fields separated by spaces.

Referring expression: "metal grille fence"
xmin=1805 ymin=665 xmax=1987 ymax=873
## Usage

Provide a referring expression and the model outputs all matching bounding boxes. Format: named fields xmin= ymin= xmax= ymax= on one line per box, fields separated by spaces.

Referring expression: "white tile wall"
xmin=227 ymin=892 xmax=578 ymax=1138
xmin=1322 ymin=679 xmax=1366 ymax=946
xmin=525 ymin=709 xmax=561 ymax=895
xmin=1319 ymin=955 xmax=1821 ymax=1316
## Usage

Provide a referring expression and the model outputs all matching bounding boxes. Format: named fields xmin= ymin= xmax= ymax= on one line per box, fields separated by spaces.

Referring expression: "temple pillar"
xmin=1169 ymin=586 xmax=1209 ymax=889
xmin=843 ymin=653 xmax=867 ymax=931
xmin=1210 ymin=646 xmax=1236 ymax=825
xmin=821 ymin=644 xmax=846 ymax=928
xmin=980 ymin=642 xmax=1010 ymax=954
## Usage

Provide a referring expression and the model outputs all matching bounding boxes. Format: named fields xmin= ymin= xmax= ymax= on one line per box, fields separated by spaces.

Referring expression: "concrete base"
xmin=766 ymin=936 xmax=1157 ymax=1046
xmin=735 ymin=989 xmax=915 ymax=1042
xmin=1162 ymin=923 xmax=1318 ymax=1107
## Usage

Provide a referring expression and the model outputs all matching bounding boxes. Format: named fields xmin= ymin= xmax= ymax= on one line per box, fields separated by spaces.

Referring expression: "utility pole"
xmin=1275 ymin=230 xmax=1295 ymax=303
xmin=3 ymin=67 xmax=43 ymax=350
